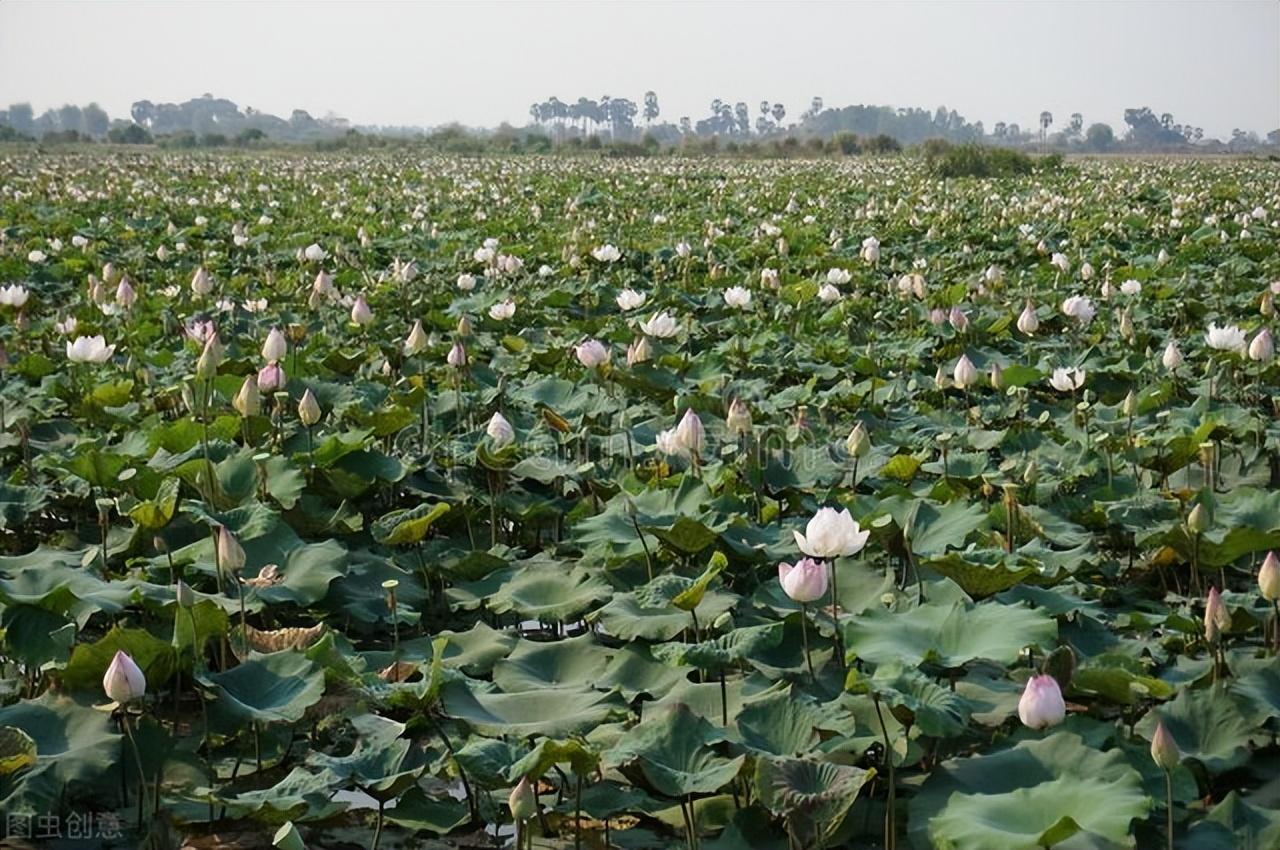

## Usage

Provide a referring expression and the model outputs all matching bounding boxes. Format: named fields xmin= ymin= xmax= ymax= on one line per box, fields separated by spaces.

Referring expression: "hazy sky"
xmin=1 ymin=1 xmax=1276 ymax=138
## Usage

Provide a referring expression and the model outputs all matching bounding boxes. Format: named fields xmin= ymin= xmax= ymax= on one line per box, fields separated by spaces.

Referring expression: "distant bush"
xmin=107 ymin=124 xmax=153 ymax=144
xmin=925 ymin=141 xmax=1035 ymax=178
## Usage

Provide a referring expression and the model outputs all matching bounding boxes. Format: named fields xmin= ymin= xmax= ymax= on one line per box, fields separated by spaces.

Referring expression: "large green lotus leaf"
xmin=1182 ymin=791 xmax=1280 ymax=850
xmin=434 ymin=622 xmax=519 ymax=675
xmin=605 ymin=703 xmax=745 ymax=798
xmin=756 ymin=756 xmax=875 ymax=848
xmin=1072 ymin=653 xmax=1175 ymax=705
xmin=595 ymin=643 xmax=693 ymax=701
xmin=0 ymin=548 xmax=132 ymax=623
xmin=325 ymin=553 xmax=425 ymax=626
xmin=734 ymin=687 xmax=827 ymax=756
xmin=453 ymin=736 xmax=525 ymax=788
xmin=598 ymin=584 xmax=739 ymax=642
xmin=371 ymin=502 xmax=451 ymax=546
xmin=1135 ymin=685 xmax=1256 ymax=774
xmin=198 ymin=650 xmax=326 ymax=725
xmin=922 ymin=549 xmax=1037 ymax=598
xmin=908 ymin=732 xmax=1150 ymax=850
xmin=484 ymin=565 xmax=613 ymax=622
xmin=441 ymin=680 xmax=629 ymax=738
xmin=886 ymin=498 xmax=989 ymax=555
xmin=0 ymin=483 xmax=48 ymax=530
xmin=507 ymin=736 xmax=601 ymax=780
xmin=1228 ymin=665 xmax=1280 ymax=725
xmin=222 ymin=766 xmax=346 ymax=821
xmin=1 ymin=604 xmax=76 ymax=668
xmin=60 ymin=625 xmax=176 ymax=692
xmin=844 ymin=600 xmax=1056 ymax=668
xmin=313 ymin=713 xmax=424 ymax=800
xmin=651 ymin=622 xmax=783 ymax=671
xmin=491 ymin=633 xmax=615 ymax=692
xmin=384 ymin=785 xmax=470 ymax=835
xmin=650 ymin=676 xmax=786 ymax=726
xmin=872 ymin=664 xmax=974 ymax=738
xmin=0 ymin=693 xmax=120 ymax=811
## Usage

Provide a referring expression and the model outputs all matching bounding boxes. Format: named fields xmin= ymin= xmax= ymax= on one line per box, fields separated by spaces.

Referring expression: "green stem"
xmin=873 ymin=692 xmax=896 ymax=850
xmin=1164 ymin=768 xmax=1174 ymax=850
xmin=800 ymin=603 xmax=815 ymax=681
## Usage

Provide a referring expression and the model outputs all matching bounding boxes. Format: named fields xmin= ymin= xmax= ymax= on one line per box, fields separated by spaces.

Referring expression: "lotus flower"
xmin=191 ymin=266 xmax=213 ymax=296
xmin=27 ymin=249 xmax=46 ymax=263
xmin=794 ymin=507 xmax=869 ymax=559
xmin=948 ymin=306 xmax=969 ymax=332
xmin=456 ymin=273 xmax=477 ymax=291
xmin=489 ymin=300 xmax=516 ymax=321
xmin=298 ymin=388 xmax=322 ymax=426
xmin=627 ymin=335 xmax=652 ymax=366
xmin=1017 ymin=301 xmax=1039 ymax=336
xmin=1204 ymin=586 xmax=1229 ymax=642
xmin=1018 ymin=674 xmax=1066 ymax=730
xmin=616 ymin=288 xmax=646 ymax=311
xmin=233 ymin=376 xmax=261 ymax=417
xmin=817 ymin=284 xmax=842 ymax=303
xmin=860 ymin=236 xmax=880 ymax=263
xmin=304 ymin=243 xmax=327 ymax=262
xmin=640 ymin=312 xmax=678 ymax=338
xmin=655 ymin=428 xmax=687 ymax=458
xmin=66 ymin=335 xmax=115 ymax=363
xmin=262 ymin=328 xmax=288 ymax=362
xmin=846 ymin=422 xmax=870 ymax=457
xmin=509 ymin=776 xmax=537 ymax=821
xmin=1150 ymin=719 xmax=1180 ymax=771
xmin=826 ymin=268 xmax=852 ymax=286
xmin=487 ymin=411 xmax=515 ymax=447
xmin=726 ymin=398 xmax=752 ymax=435
xmin=1205 ymin=323 xmax=1246 ymax=353
xmin=1049 ymin=367 xmax=1086 ymax=392
xmin=1050 ymin=252 xmax=1070 ymax=273
xmin=1061 ymin=295 xmax=1095 ymax=324
xmin=447 ymin=342 xmax=467 ymax=368
xmin=1120 ymin=279 xmax=1142 ymax=296
xmin=575 ymin=339 xmax=609 ymax=369
xmin=591 ymin=244 xmax=621 ymax=263
xmin=351 ymin=296 xmax=373 ymax=326
xmin=723 ymin=286 xmax=752 ymax=309
xmin=675 ymin=409 xmax=705 ymax=455
xmin=952 ymin=354 xmax=978 ymax=389
xmin=778 ymin=558 xmax=829 ymax=603
xmin=257 ymin=362 xmax=286 ymax=393
xmin=0 ymin=284 xmax=30 ymax=307
xmin=1162 ymin=340 xmax=1183 ymax=371
xmin=760 ymin=268 xmax=779 ymax=288
xmin=1248 ymin=329 xmax=1274 ymax=363
xmin=216 ymin=525 xmax=246 ymax=574
xmin=103 ymin=650 xmax=146 ymax=704
xmin=1258 ymin=551 xmax=1280 ymax=601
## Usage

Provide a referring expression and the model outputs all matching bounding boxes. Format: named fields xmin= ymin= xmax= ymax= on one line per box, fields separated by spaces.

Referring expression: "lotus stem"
xmin=873 ymin=692 xmax=896 ymax=850
xmin=799 ymin=602 xmax=815 ymax=681
xmin=1163 ymin=768 xmax=1174 ymax=850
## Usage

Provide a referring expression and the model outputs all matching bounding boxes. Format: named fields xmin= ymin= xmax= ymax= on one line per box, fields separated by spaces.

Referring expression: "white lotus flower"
xmin=1050 ymin=253 xmax=1070 ymax=273
xmin=640 ymin=311 xmax=678 ymax=338
xmin=591 ymin=244 xmax=621 ymax=263
xmin=860 ymin=236 xmax=880 ymax=263
xmin=262 ymin=328 xmax=288 ymax=362
xmin=55 ymin=316 xmax=78 ymax=336
xmin=1205 ymin=323 xmax=1246 ymax=353
xmin=489 ymin=300 xmax=516 ymax=321
xmin=760 ymin=268 xmax=779 ymax=288
xmin=675 ymin=409 xmax=705 ymax=455
xmin=102 ymin=650 xmax=146 ymax=703
xmin=66 ymin=334 xmax=115 ymax=363
xmin=72 ymin=234 xmax=89 ymax=249
xmin=350 ymin=296 xmax=373 ymax=326
xmin=1061 ymin=295 xmax=1095 ymax=324
xmin=304 ymin=243 xmax=327 ymax=262
xmin=655 ymin=428 xmax=687 ymax=458
xmin=1017 ymin=301 xmax=1039 ymax=336
xmin=1162 ymin=340 xmax=1183 ymax=370
xmin=27 ymin=249 xmax=46 ymax=264
xmin=191 ymin=266 xmax=214 ymax=296
xmin=723 ymin=286 xmax=752 ymax=309
xmin=616 ymin=288 xmax=646 ymax=311
xmin=404 ymin=320 xmax=428 ymax=356
xmin=793 ymin=507 xmax=870 ymax=559
xmin=457 ymin=273 xmax=477 ymax=291
xmin=1018 ymin=674 xmax=1066 ymax=730
xmin=1249 ymin=329 xmax=1274 ymax=363
xmin=817 ymin=283 xmax=842 ymax=303
xmin=1049 ymin=367 xmax=1086 ymax=392
xmin=826 ymin=268 xmax=852 ymax=286
xmin=1120 ymin=279 xmax=1142 ymax=296
xmin=0 ymin=284 xmax=29 ymax=307
xmin=574 ymin=339 xmax=610 ymax=368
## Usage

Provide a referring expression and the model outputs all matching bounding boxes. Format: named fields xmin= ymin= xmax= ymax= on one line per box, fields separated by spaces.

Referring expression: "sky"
xmin=1 ymin=0 xmax=1277 ymax=139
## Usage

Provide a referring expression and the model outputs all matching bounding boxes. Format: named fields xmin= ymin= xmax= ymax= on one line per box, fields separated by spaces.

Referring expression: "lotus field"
xmin=3 ymin=150 xmax=1280 ymax=850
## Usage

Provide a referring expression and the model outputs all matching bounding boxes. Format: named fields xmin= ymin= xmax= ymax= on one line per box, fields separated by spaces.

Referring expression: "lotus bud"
xmin=509 ymin=776 xmax=537 ymax=822
xmin=216 ymin=525 xmax=246 ymax=574
xmin=102 ymin=262 xmax=118 ymax=283
xmin=1204 ymin=586 xmax=1228 ymax=642
xmin=1262 ymin=291 xmax=1275 ymax=318
xmin=447 ymin=342 xmax=467 ymax=368
xmin=627 ymin=335 xmax=652 ymax=366
xmin=116 ymin=278 xmax=137 ymax=309
xmin=1150 ymin=719 xmax=1180 ymax=771
xmin=1023 ymin=460 xmax=1038 ymax=486
xmin=103 ymin=650 xmax=147 ymax=704
xmin=288 ymin=323 xmax=307 ymax=344
xmin=486 ymin=411 xmax=515 ymax=447
xmin=778 ymin=558 xmax=829 ymax=603
xmin=1162 ymin=341 xmax=1182 ymax=371
xmin=988 ymin=362 xmax=1004 ymax=390
xmin=1017 ymin=674 xmax=1066 ymax=730
xmin=1187 ymin=502 xmax=1209 ymax=534
xmin=176 ymin=579 xmax=195 ymax=608
xmin=675 ymin=409 xmax=705 ymax=455
xmin=404 ymin=320 xmax=428 ymax=356
xmin=191 ymin=266 xmax=213 ymax=296
xmin=846 ymin=422 xmax=870 ymax=458
xmin=351 ymin=295 xmax=373 ymax=326
xmin=195 ymin=334 xmax=223 ymax=380
xmin=1258 ymin=551 xmax=1280 ymax=601
xmin=298 ymin=388 xmax=322 ymax=426
xmin=257 ymin=361 xmax=286 ymax=393
xmin=1249 ymin=329 xmax=1274 ymax=364
xmin=233 ymin=375 xmax=261 ymax=418
xmin=262 ymin=327 xmax=288 ymax=362
xmin=457 ymin=315 xmax=473 ymax=337
xmin=952 ymin=354 xmax=978 ymax=389
xmin=1122 ymin=390 xmax=1137 ymax=418
xmin=1119 ymin=308 xmax=1134 ymax=340
xmin=726 ymin=398 xmax=752 ymax=436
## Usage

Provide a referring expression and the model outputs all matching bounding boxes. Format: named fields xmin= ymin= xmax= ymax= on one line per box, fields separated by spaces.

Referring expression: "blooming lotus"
xmin=817 ymin=283 xmax=842 ymax=303
xmin=103 ymin=650 xmax=146 ymax=704
xmin=489 ymin=300 xmax=516 ymax=321
xmin=778 ymin=558 xmax=828 ymax=603
xmin=457 ymin=273 xmax=477 ymax=291
xmin=66 ymin=335 xmax=115 ymax=363
xmin=0 ymin=284 xmax=29 ymax=307
xmin=793 ymin=507 xmax=869 ymax=559
xmin=723 ymin=286 xmax=752 ymax=309
xmin=1049 ymin=367 xmax=1086 ymax=392
xmin=304 ymin=243 xmax=327 ymax=262
xmin=591 ymin=244 xmax=621 ymax=263
xmin=616 ymin=288 xmax=646 ymax=311
xmin=1120 ymin=279 xmax=1142 ymax=296
xmin=1061 ymin=295 xmax=1096 ymax=324
xmin=1018 ymin=674 xmax=1066 ymax=730
xmin=655 ymin=428 xmax=687 ymax=458
xmin=1205 ymin=323 xmax=1246 ymax=353
xmin=826 ymin=268 xmax=852 ymax=286
xmin=1050 ymin=253 xmax=1070 ymax=273
xmin=860 ymin=236 xmax=880 ymax=263
xmin=640 ymin=312 xmax=678 ymax=338
xmin=27 ymin=249 xmax=46 ymax=263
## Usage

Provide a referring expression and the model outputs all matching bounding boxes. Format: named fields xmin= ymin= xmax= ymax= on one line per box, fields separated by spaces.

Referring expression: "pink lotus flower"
xmin=778 ymin=558 xmax=828 ymax=603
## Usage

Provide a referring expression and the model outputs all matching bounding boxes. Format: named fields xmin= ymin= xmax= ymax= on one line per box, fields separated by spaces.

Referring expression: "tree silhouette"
xmin=771 ymin=103 xmax=785 ymax=126
xmin=643 ymin=91 xmax=659 ymax=126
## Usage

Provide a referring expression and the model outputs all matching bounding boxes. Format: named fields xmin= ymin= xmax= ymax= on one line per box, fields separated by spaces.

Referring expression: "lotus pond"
xmin=0 ymin=151 xmax=1279 ymax=850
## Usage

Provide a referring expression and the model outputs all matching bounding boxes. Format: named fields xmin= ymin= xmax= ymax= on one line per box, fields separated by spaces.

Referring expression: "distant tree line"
xmin=2 ymin=93 xmax=1276 ymax=154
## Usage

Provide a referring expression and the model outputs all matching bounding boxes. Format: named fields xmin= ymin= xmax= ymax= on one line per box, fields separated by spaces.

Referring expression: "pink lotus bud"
xmin=778 ymin=558 xmax=829 ymax=603
xmin=1017 ymin=673 xmax=1066 ymax=730
xmin=103 ymin=650 xmax=146 ymax=703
